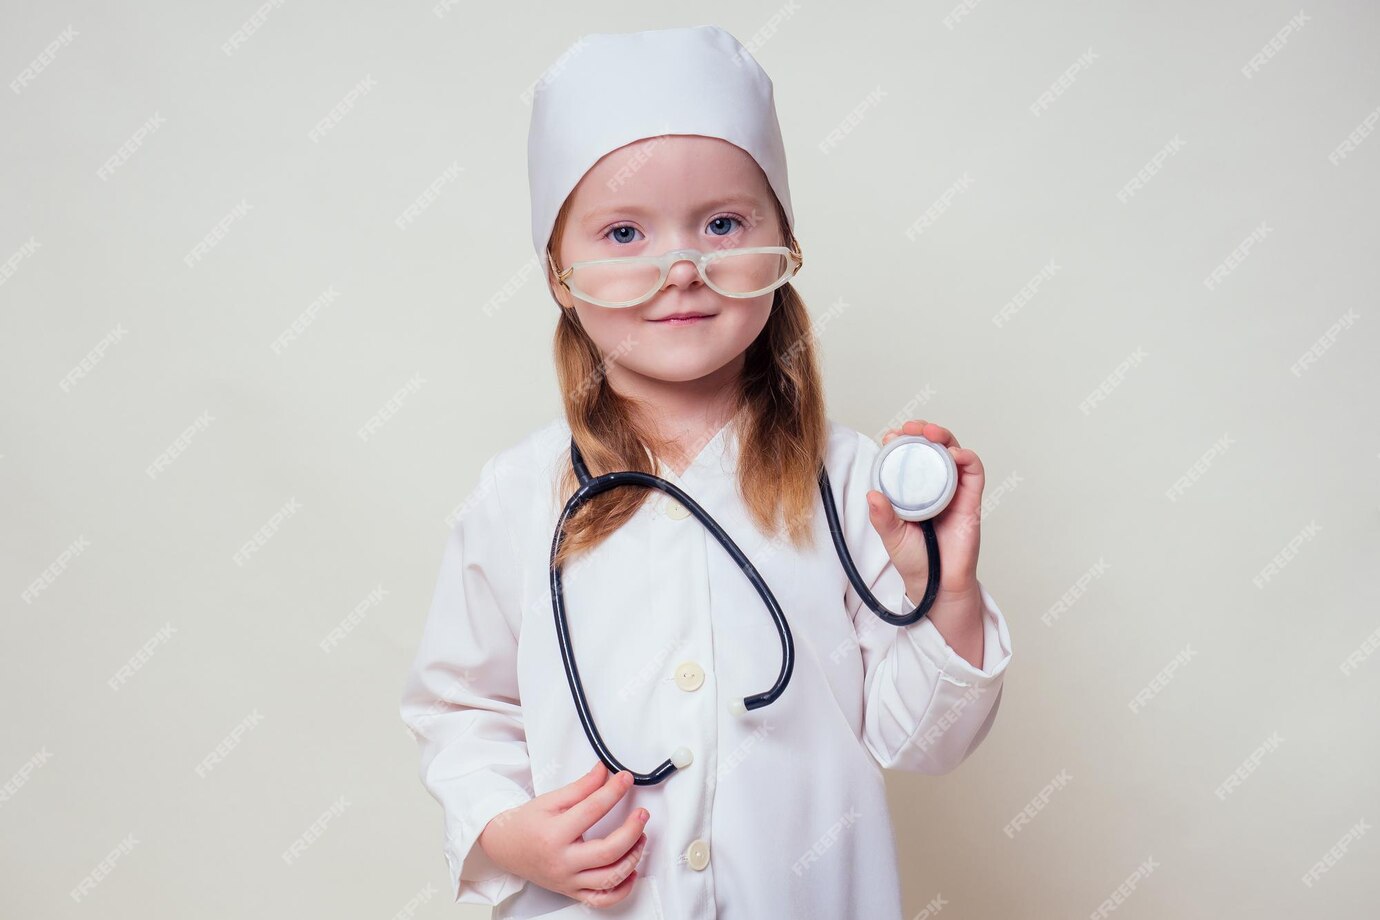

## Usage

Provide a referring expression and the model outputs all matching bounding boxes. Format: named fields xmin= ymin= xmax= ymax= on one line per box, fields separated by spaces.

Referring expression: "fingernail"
xmin=638 ymin=809 xmax=649 ymax=822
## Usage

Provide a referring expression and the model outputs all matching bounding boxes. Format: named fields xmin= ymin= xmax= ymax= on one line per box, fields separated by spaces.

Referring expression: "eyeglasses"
xmin=549 ymin=237 xmax=804 ymax=309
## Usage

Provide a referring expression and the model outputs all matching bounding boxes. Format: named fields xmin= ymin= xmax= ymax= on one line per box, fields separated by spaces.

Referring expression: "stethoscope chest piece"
xmin=871 ymin=434 xmax=958 ymax=522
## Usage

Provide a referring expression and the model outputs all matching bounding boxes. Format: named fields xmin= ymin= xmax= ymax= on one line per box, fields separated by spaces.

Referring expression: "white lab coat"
xmin=400 ymin=415 xmax=1013 ymax=919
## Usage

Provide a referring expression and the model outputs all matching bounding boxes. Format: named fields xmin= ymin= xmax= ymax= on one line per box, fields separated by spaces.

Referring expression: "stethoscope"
xmin=548 ymin=433 xmax=959 ymax=785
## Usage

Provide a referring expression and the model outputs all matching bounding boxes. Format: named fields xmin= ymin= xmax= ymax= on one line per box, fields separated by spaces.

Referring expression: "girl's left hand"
xmin=865 ymin=420 xmax=984 ymax=607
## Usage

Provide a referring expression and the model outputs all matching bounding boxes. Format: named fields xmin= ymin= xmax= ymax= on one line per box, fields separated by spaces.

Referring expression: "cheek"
xmin=573 ymin=304 xmax=642 ymax=353
xmin=724 ymin=295 xmax=774 ymax=345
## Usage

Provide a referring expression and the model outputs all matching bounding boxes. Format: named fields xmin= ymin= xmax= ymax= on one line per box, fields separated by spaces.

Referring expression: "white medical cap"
xmin=527 ymin=24 xmax=795 ymax=262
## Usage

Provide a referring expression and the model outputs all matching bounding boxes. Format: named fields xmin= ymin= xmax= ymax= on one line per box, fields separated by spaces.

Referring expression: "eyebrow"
xmin=579 ymin=194 xmax=767 ymax=226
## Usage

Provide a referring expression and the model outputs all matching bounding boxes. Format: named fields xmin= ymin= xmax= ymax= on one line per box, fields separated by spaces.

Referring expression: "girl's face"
xmin=548 ymin=134 xmax=785 ymax=388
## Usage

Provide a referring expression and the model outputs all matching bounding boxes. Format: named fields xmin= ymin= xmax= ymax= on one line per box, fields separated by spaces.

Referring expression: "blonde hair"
xmin=546 ymin=192 xmax=827 ymax=570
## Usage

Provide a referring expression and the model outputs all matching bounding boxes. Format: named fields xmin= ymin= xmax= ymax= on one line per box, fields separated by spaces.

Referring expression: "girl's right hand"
xmin=477 ymin=762 xmax=651 ymax=909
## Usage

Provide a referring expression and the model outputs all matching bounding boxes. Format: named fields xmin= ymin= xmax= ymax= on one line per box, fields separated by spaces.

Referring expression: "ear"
xmin=546 ymin=250 xmax=575 ymax=311
xmin=550 ymin=279 xmax=575 ymax=311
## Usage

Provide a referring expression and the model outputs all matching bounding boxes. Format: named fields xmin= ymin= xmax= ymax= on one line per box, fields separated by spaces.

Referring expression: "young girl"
xmin=401 ymin=25 xmax=1012 ymax=920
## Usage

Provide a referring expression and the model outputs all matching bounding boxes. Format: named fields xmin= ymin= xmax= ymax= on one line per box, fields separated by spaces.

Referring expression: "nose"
xmin=662 ymin=248 xmax=703 ymax=291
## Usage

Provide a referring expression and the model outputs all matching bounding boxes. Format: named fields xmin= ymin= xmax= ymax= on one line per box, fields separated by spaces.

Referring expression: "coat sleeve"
xmin=840 ymin=429 xmax=1013 ymax=775
xmin=399 ymin=453 xmax=534 ymax=906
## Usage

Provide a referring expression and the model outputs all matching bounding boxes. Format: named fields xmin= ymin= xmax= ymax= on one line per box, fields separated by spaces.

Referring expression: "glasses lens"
xmin=570 ymin=261 xmax=662 ymax=306
xmin=705 ymin=251 xmax=790 ymax=296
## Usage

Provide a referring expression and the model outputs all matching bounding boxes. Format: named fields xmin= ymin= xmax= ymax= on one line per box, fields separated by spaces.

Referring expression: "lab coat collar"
xmin=652 ymin=415 xmax=739 ymax=486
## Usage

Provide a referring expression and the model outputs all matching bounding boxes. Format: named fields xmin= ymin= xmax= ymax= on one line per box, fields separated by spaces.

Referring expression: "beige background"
xmin=3 ymin=1 xmax=1378 ymax=917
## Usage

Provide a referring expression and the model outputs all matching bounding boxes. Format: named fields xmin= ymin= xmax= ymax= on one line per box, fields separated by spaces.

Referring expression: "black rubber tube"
xmin=550 ymin=437 xmax=939 ymax=785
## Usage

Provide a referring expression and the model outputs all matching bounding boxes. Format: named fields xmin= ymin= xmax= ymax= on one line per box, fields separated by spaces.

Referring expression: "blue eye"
xmin=707 ymin=215 xmax=742 ymax=236
xmin=606 ymin=225 xmax=643 ymax=244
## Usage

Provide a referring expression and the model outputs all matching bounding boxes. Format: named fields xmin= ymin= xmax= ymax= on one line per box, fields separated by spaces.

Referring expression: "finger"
xmin=572 ymin=832 xmax=647 ymax=891
xmin=882 ymin=419 xmax=927 ymax=445
xmin=864 ymin=489 xmax=910 ymax=557
xmin=558 ymin=766 xmax=636 ymax=837
xmin=570 ymin=804 xmax=650 ymax=870
xmin=902 ymin=419 xmax=959 ymax=449
xmin=948 ymin=446 xmax=986 ymax=510
xmin=539 ymin=761 xmax=611 ymax=812
xmin=575 ymin=867 xmax=639 ymax=909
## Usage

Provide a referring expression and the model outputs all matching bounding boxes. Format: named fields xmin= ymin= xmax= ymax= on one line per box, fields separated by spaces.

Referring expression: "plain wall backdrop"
xmin=3 ymin=1 xmax=1377 ymax=917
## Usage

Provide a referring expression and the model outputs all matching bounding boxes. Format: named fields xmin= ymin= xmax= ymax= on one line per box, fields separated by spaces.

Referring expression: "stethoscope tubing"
xmin=550 ymin=437 xmax=939 ymax=785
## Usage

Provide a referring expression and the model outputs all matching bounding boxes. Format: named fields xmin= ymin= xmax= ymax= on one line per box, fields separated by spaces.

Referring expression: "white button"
xmin=686 ymin=838 xmax=710 ymax=870
xmin=663 ymin=498 xmax=690 ymax=520
xmin=674 ymin=661 xmax=705 ymax=691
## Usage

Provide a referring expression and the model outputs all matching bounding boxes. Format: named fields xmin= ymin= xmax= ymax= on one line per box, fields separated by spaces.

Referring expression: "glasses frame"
xmin=549 ymin=236 xmax=804 ymax=309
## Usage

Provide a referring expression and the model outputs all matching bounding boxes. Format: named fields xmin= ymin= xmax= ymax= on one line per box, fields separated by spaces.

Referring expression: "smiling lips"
xmin=650 ymin=312 xmax=715 ymax=324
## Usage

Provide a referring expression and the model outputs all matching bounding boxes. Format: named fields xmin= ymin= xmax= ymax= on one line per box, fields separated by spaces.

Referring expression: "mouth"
xmin=647 ymin=312 xmax=716 ymax=325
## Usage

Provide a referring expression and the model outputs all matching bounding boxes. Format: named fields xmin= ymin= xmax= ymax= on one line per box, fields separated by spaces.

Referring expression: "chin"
xmin=629 ymin=354 xmax=736 ymax=383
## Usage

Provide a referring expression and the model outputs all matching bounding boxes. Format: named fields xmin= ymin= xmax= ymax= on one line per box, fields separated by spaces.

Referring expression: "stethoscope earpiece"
xmin=871 ymin=434 xmax=958 ymax=523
